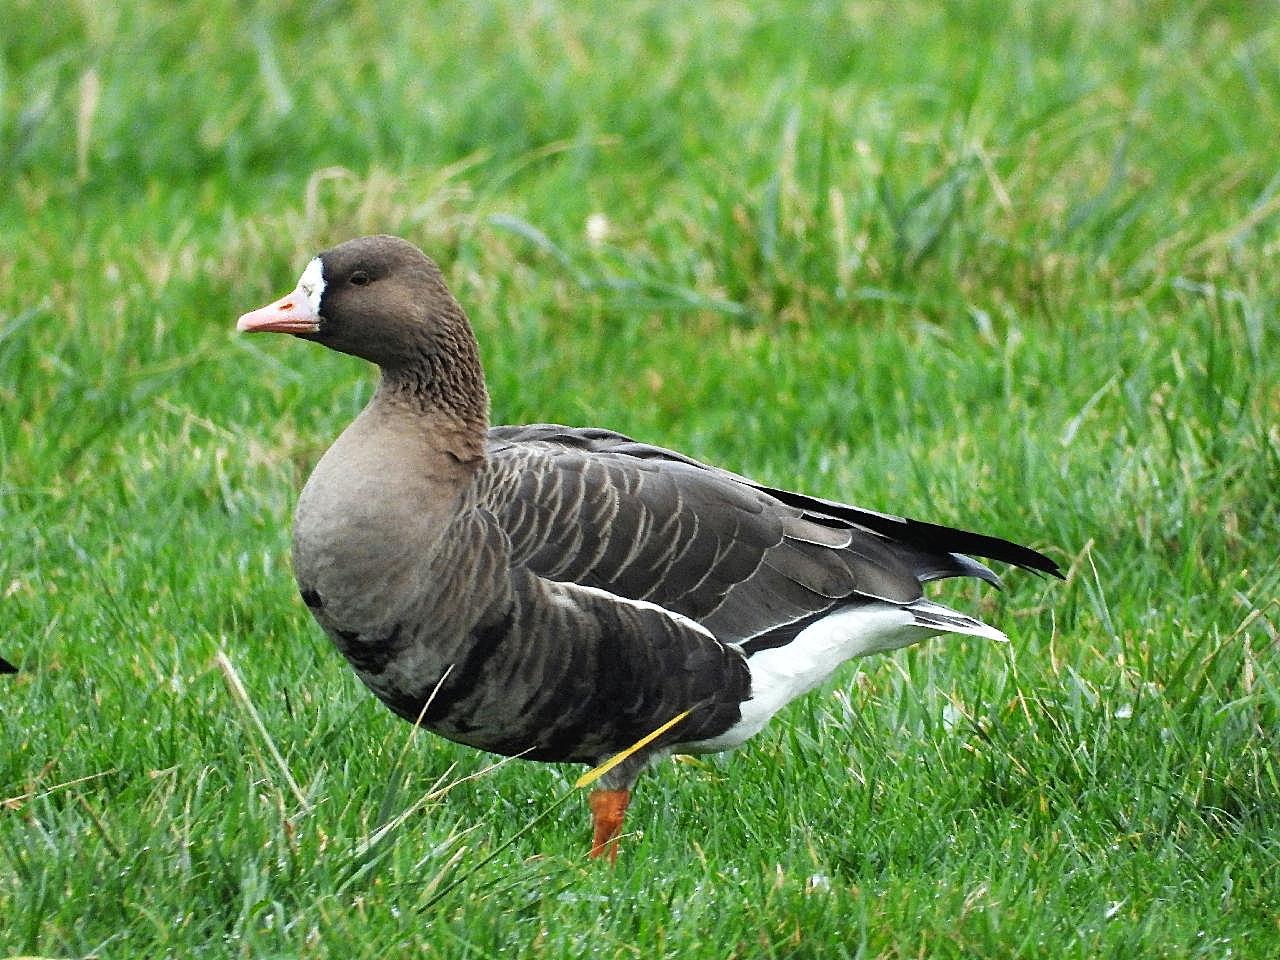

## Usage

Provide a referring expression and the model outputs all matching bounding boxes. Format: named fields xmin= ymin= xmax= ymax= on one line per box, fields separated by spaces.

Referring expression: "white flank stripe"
xmin=561 ymin=581 xmax=717 ymax=641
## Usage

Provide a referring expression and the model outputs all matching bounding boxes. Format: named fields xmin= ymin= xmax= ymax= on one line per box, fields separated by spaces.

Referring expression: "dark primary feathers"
xmin=238 ymin=235 xmax=1062 ymax=796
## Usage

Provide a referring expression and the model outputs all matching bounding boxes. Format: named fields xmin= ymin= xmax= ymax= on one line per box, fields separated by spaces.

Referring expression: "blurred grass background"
xmin=2 ymin=1 xmax=1278 ymax=956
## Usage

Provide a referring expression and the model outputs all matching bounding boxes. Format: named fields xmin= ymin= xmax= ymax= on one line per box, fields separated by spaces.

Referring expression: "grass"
xmin=2 ymin=0 xmax=1278 ymax=955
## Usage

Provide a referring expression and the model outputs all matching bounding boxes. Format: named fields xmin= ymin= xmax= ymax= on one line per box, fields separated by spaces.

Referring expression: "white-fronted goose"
xmin=237 ymin=235 xmax=1061 ymax=862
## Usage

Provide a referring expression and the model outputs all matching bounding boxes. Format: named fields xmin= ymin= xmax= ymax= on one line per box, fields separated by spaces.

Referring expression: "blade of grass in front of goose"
xmin=575 ymin=704 xmax=701 ymax=789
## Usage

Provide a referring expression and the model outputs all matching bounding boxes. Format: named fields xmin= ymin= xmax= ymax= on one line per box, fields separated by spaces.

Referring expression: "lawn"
xmin=2 ymin=1 xmax=1278 ymax=956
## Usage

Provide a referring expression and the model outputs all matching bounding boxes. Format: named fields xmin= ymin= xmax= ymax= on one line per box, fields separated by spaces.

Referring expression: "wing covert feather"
xmin=480 ymin=426 xmax=942 ymax=645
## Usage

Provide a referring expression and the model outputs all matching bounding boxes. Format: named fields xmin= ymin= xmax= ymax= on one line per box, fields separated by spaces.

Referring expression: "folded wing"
xmin=481 ymin=424 xmax=1060 ymax=651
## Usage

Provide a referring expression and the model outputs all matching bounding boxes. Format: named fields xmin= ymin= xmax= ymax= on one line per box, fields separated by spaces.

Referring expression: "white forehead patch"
xmin=297 ymin=258 xmax=325 ymax=313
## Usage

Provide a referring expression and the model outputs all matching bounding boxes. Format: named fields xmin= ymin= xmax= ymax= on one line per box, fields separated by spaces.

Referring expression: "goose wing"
xmin=480 ymin=424 xmax=1060 ymax=650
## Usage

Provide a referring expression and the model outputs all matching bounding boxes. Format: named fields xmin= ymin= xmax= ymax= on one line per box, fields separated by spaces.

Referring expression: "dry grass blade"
xmin=574 ymin=705 xmax=699 ymax=789
xmin=215 ymin=649 xmax=311 ymax=814
xmin=2 ymin=770 xmax=117 ymax=811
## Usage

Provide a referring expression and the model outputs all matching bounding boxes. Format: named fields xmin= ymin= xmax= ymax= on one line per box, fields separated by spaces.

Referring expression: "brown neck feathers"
xmin=376 ymin=308 xmax=490 ymax=465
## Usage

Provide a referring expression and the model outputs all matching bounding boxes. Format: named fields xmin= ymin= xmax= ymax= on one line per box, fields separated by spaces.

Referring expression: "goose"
xmin=236 ymin=235 xmax=1061 ymax=862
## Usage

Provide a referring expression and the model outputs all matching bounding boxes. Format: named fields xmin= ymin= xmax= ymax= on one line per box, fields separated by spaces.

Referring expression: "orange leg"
xmin=588 ymin=788 xmax=631 ymax=864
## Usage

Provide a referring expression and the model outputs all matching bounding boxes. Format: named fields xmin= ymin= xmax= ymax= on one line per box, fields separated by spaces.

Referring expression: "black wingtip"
xmin=993 ymin=537 xmax=1064 ymax=583
xmin=878 ymin=514 xmax=1065 ymax=582
xmin=758 ymin=485 xmax=1064 ymax=582
xmin=0 ymin=656 xmax=16 ymax=674
xmin=962 ymin=530 xmax=1064 ymax=581
xmin=1042 ymin=558 xmax=1067 ymax=581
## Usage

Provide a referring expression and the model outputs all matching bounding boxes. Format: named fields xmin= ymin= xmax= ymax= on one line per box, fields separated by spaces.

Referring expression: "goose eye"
xmin=349 ymin=271 xmax=371 ymax=287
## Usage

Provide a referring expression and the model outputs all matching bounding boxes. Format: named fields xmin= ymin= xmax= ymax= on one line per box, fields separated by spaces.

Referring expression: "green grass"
xmin=3 ymin=0 xmax=1279 ymax=956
